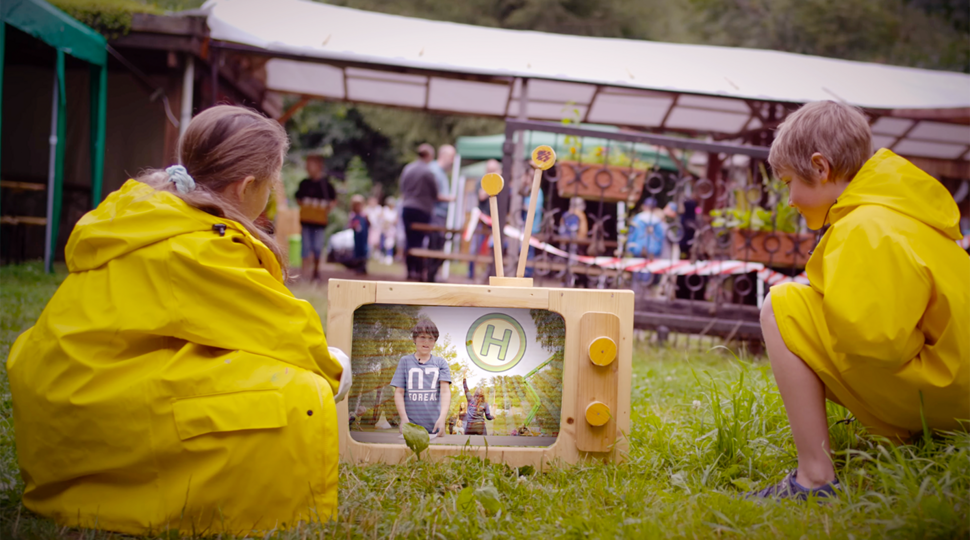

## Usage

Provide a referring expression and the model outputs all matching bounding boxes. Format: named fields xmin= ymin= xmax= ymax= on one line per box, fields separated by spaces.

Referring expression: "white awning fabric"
xmin=203 ymin=0 xmax=970 ymax=162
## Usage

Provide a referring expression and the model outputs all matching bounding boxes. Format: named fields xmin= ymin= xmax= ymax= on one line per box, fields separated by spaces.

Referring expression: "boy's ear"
xmin=810 ymin=153 xmax=832 ymax=183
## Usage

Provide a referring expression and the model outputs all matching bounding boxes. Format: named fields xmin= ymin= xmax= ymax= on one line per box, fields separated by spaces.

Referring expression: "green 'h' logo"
xmin=480 ymin=324 xmax=512 ymax=361
xmin=466 ymin=313 xmax=526 ymax=372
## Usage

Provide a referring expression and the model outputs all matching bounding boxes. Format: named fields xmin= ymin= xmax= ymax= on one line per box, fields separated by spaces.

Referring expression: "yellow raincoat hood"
xmin=771 ymin=149 xmax=969 ymax=439
xmin=65 ymin=178 xmax=281 ymax=280
xmin=7 ymin=180 xmax=341 ymax=535
xmin=829 ymin=148 xmax=962 ymax=240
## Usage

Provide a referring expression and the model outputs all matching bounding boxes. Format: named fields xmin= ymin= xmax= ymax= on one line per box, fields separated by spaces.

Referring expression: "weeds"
xmin=0 ymin=263 xmax=967 ymax=539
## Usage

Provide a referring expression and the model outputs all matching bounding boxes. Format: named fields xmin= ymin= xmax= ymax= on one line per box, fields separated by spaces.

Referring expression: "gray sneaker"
xmin=745 ymin=470 xmax=840 ymax=501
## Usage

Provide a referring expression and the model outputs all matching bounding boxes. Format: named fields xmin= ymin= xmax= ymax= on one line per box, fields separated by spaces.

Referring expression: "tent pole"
xmin=441 ymin=152 xmax=463 ymax=279
xmin=90 ymin=63 xmax=107 ymax=207
xmin=180 ymin=54 xmax=194 ymax=137
xmin=505 ymin=77 xmax=529 ymax=269
xmin=210 ymin=46 xmax=219 ymax=107
xmin=44 ymin=58 xmax=60 ymax=273
xmin=48 ymin=49 xmax=67 ymax=273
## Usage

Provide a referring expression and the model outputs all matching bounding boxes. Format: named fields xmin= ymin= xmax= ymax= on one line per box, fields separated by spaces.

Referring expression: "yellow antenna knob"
xmin=588 ymin=336 xmax=617 ymax=366
xmin=481 ymin=173 xmax=504 ymax=197
xmin=531 ymin=145 xmax=557 ymax=170
xmin=585 ymin=401 xmax=611 ymax=427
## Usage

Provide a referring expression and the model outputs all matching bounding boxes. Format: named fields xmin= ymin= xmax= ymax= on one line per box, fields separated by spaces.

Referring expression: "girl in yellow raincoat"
xmin=751 ymin=101 xmax=969 ymax=500
xmin=6 ymin=106 xmax=351 ymax=534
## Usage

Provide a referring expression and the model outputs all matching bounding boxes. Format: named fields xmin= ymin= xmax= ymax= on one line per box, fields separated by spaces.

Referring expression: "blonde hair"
xmin=769 ymin=101 xmax=872 ymax=183
xmin=350 ymin=194 xmax=365 ymax=212
xmin=141 ymin=105 xmax=290 ymax=279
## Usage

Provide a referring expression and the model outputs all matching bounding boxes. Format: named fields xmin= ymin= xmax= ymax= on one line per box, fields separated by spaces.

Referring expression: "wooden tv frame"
xmin=328 ymin=279 xmax=634 ymax=468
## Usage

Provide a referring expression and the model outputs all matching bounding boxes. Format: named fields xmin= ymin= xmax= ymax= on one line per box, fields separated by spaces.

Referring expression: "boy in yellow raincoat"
xmin=750 ymin=101 xmax=969 ymax=500
xmin=6 ymin=106 xmax=351 ymax=534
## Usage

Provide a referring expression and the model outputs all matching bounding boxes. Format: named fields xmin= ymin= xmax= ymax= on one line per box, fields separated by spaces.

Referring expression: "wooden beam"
xmin=660 ymin=145 xmax=691 ymax=178
xmin=277 ymin=95 xmax=311 ymax=124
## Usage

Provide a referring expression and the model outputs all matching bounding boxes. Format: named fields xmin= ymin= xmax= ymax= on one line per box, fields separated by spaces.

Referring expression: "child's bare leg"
xmin=761 ymin=292 xmax=836 ymax=488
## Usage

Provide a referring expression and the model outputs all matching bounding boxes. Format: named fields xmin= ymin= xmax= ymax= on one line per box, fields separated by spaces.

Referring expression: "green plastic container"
xmin=288 ymin=234 xmax=302 ymax=268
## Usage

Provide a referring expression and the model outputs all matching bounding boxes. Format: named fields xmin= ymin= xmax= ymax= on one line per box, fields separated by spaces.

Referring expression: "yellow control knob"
xmin=585 ymin=401 xmax=611 ymax=426
xmin=531 ymin=145 xmax=556 ymax=170
xmin=588 ymin=336 xmax=617 ymax=366
xmin=481 ymin=173 xmax=504 ymax=196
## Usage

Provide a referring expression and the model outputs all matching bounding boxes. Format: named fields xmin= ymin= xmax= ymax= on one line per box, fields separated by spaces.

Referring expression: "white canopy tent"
xmin=202 ymin=0 xmax=970 ymax=163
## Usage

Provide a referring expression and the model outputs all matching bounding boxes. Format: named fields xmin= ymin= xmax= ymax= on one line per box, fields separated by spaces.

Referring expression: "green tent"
xmin=455 ymin=125 xmax=679 ymax=171
xmin=1 ymin=0 xmax=108 ymax=272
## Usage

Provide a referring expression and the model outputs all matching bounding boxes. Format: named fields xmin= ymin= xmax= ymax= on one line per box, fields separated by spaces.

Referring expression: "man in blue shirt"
xmin=426 ymin=144 xmax=457 ymax=282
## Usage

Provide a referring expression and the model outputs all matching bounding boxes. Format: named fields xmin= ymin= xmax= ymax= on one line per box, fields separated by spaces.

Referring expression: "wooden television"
xmin=328 ymin=279 xmax=634 ymax=468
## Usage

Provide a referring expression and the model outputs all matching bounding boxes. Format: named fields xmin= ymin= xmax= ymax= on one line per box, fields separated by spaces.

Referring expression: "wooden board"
xmin=575 ymin=312 xmax=620 ymax=452
xmin=328 ymin=280 xmax=377 ymax=460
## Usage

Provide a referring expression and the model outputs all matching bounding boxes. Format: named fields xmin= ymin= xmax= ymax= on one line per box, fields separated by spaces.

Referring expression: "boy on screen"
xmin=392 ymin=318 xmax=452 ymax=435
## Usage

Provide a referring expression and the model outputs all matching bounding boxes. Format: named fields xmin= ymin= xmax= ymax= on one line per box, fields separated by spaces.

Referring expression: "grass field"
xmin=1 ymin=263 xmax=967 ymax=539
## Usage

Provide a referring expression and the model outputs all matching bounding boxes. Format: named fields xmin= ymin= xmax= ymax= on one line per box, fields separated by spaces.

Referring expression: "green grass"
xmin=1 ymin=262 xmax=967 ymax=539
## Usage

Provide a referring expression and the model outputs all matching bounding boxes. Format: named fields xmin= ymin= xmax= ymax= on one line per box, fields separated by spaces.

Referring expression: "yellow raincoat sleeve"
xmin=821 ymin=216 xmax=930 ymax=367
xmin=165 ymin=231 xmax=342 ymax=392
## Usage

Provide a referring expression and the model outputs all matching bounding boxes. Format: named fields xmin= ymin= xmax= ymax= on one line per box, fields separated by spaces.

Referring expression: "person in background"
xmin=295 ymin=155 xmax=337 ymax=282
xmin=364 ymin=196 xmax=384 ymax=262
xmin=469 ymin=159 xmax=501 ymax=279
xmin=560 ymin=197 xmax=589 ymax=240
xmin=678 ymin=194 xmax=698 ymax=258
xmin=662 ymin=201 xmax=680 ymax=260
xmin=627 ymin=197 xmax=665 ymax=259
xmin=518 ymin=160 xmax=544 ymax=278
xmin=382 ymin=197 xmax=398 ymax=265
xmin=427 ymin=144 xmax=457 ymax=282
xmin=342 ymin=194 xmax=369 ymax=275
xmin=399 ymin=144 xmax=438 ymax=281
xmin=462 ymin=378 xmax=494 ymax=436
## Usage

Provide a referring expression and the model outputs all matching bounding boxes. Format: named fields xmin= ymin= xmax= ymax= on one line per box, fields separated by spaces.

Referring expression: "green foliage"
xmin=0 ymin=264 xmax=66 ymax=509
xmin=145 ymin=0 xmax=204 ymax=11
xmin=348 ymin=304 xmax=421 ymax=426
xmin=284 ymin=100 xmax=501 ymax=200
xmin=403 ymin=422 xmax=430 ymax=460
xmin=327 ymin=0 xmax=689 ymax=42
xmin=711 ymin=166 xmax=801 ymax=233
xmin=456 ymin=484 xmax=503 ymax=515
xmin=49 ymin=0 xmax=160 ymax=38
xmin=686 ymin=0 xmax=969 ymax=72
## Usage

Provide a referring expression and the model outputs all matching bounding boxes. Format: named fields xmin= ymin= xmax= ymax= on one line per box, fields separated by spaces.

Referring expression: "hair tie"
xmin=166 ymin=165 xmax=196 ymax=194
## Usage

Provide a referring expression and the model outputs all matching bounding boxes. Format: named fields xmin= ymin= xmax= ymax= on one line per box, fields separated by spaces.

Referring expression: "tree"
xmin=685 ymin=0 xmax=968 ymax=72
xmin=349 ymin=304 xmax=421 ymax=426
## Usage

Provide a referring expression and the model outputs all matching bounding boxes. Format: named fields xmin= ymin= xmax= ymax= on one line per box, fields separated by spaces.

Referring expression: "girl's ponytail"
xmin=141 ymin=105 xmax=291 ymax=279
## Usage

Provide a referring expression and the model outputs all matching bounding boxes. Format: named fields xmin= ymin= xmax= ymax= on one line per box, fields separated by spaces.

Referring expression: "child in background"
xmin=5 ymin=105 xmax=351 ymax=534
xmin=364 ymin=196 xmax=384 ymax=261
xmin=752 ymin=101 xmax=969 ymax=500
xmin=462 ymin=377 xmax=494 ymax=435
xmin=560 ymin=197 xmax=589 ymax=240
xmin=382 ymin=197 xmax=399 ymax=264
xmin=344 ymin=194 xmax=370 ymax=275
xmin=391 ymin=318 xmax=452 ymax=435
xmin=626 ymin=196 xmax=666 ymax=259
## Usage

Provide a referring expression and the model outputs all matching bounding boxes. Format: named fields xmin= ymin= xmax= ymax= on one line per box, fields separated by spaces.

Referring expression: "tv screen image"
xmin=348 ymin=304 xmax=565 ymax=448
xmin=328 ymin=279 xmax=633 ymax=467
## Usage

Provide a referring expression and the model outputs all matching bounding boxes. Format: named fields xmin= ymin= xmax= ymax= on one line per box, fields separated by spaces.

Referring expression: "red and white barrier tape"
xmin=476 ymin=213 xmax=810 ymax=284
